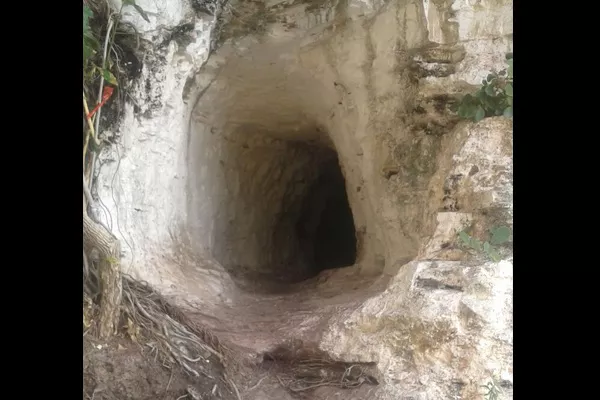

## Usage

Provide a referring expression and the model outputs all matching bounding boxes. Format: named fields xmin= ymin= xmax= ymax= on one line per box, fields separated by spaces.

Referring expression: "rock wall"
xmin=93 ymin=0 xmax=513 ymax=398
xmin=320 ymin=118 xmax=513 ymax=399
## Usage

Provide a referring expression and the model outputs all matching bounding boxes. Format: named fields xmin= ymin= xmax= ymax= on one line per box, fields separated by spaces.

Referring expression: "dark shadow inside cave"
xmin=296 ymin=156 xmax=357 ymax=278
xmin=207 ymin=131 xmax=359 ymax=292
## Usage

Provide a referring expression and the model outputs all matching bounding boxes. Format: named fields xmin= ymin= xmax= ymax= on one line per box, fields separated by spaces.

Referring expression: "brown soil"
xmin=83 ymin=334 xmax=237 ymax=400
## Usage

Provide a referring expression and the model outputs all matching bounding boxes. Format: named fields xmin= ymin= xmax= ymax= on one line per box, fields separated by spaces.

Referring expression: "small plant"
xmin=455 ymin=53 xmax=513 ymax=122
xmin=481 ymin=379 xmax=503 ymax=400
xmin=83 ymin=4 xmax=100 ymax=64
xmin=83 ymin=0 xmax=147 ymax=180
xmin=458 ymin=225 xmax=511 ymax=262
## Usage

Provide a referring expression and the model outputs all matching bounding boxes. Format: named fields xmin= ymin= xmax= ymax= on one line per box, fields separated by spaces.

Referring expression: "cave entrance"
xmin=296 ymin=156 xmax=357 ymax=277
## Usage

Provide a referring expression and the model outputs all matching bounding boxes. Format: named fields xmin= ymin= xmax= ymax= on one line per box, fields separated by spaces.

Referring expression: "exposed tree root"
xmin=83 ymin=264 xmax=241 ymax=398
xmin=263 ymin=343 xmax=380 ymax=395
xmin=83 ymin=211 xmax=122 ymax=339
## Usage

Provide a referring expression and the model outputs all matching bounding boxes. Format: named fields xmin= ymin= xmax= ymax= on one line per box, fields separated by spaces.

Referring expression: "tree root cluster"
xmin=83 ymin=268 xmax=242 ymax=399
xmin=263 ymin=344 xmax=380 ymax=395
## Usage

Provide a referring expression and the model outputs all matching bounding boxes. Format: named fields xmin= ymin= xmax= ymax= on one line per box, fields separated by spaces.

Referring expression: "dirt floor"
xmin=83 ymin=334 xmax=237 ymax=400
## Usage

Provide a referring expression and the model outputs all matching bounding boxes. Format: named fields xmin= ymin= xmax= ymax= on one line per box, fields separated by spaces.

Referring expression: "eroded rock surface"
xmin=93 ymin=0 xmax=513 ymax=398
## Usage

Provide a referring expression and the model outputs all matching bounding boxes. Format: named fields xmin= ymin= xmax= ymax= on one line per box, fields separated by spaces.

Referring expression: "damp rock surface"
xmin=94 ymin=0 xmax=513 ymax=399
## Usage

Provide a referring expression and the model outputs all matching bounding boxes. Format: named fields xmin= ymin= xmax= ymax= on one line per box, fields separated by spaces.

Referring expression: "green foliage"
xmin=490 ymin=226 xmax=511 ymax=245
xmin=84 ymin=0 xmax=140 ymax=92
xmin=83 ymin=5 xmax=91 ymax=36
xmin=458 ymin=225 xmax=511 ymax=262
xmin=482 ymin=379 xmax=502 ymax=400
xmin=83 ymin=5 xmax=100 ymax=64
xmin=455 ymin=54 xmax=513 ymax=122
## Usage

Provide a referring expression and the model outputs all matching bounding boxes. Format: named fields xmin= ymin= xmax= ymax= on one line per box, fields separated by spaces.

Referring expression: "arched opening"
xmin=184 ymin=39 xmax=425 ymax=301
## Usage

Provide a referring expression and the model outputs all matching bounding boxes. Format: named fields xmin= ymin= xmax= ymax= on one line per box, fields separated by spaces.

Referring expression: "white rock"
xmin=93 ymin=1 xmax=513 ymax=398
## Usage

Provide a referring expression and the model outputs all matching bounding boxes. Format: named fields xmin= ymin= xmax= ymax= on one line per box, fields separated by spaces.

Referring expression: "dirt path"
xmin=83 ymin=334 xmax=236 ymax=400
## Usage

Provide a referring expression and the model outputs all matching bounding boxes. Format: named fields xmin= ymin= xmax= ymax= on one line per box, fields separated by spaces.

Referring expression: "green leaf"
xmin=504 ymin=83 xmax=513 ymax=97
xmin=507 ymin=97 xmax=512 ymax=106
xmin=503 ymin=106 xmax=513 ymax=118
xmin=133 ymin=4 xmax=151 ymax=22
xmin=498 ymin=69 xmax=506 ymax=76
xmin=474 ymin=106 xmax=485 ymax=122
xmin=102 ymin=69 xmax=119 ymax=86
xmin=463 ymin=94 xmax=473 ymax=102
xmin=481 ymin=95 xmax=493 ymax=109
xmin=483 ymin=242 xmax=490 ymax=252
xmin=458 ymin=231 xmax=471 ymax=245
xmin=83 ymin=5 xmax=93 ymax=33
xmin=83 ymin=34 xmax=100 ymax=63
xmin=122 ymin=0 xmax=136 ymax=5
xmin=488 ymin=248 xmax=501 ymax=262
xmin=482 ymin=79 xmax=487 ymax=85
xmin=459 ymin=103 xmax=477 ymax=119
xmin=457 ymin=102 xmax=472 ymax=118
xmin=490 ymin=226 xmax=511 ymax=245
xmin=84 ymin=44 xmax=92 ymax=63
xmin=487 ymin=74 xmax=495 ymax=82
xmin=506 ymin=59 xmax=513 ymax=78
xmin=84 ymin=33 xmax=100 ymax=51
xmin=83 ymin=5 xmax=95 ymax=62
xmin=485 ymin=85 xmax=495 ymax=96
xmin=468 ymin=106 xmax=479 ymax=119
xmin=471 ymin=239 xmax=483 ymax=251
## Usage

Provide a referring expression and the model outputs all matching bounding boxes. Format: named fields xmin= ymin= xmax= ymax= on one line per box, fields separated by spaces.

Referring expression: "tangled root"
xmin=84 ymin=271 xmax=241 ymax=398
xmin=262 ymin=342 xmax=379 ymax=395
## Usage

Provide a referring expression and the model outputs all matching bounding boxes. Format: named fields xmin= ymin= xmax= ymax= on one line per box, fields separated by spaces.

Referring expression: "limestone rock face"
xmin=321 ymin=118 xmax=513 ymax=399
xmin=94 ymin=0 xmax=513 ymax=399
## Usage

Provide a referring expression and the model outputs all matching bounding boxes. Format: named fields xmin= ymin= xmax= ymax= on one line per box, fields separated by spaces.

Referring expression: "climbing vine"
xmin=455 ymin=53 xmax=513 ymax=122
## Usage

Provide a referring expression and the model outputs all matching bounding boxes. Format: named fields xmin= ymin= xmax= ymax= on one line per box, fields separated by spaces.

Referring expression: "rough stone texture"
xmin=93 ymin=0 xmax=513 ymax=399
xmin=94 ymin=0 xmax=219 ymax=288
xmin=320 ymin=118 xmax=513 ymax=400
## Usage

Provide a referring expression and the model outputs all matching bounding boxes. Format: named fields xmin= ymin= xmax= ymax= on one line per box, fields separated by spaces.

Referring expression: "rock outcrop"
xmin=93 ymin=0 xmax=513 ymax=398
